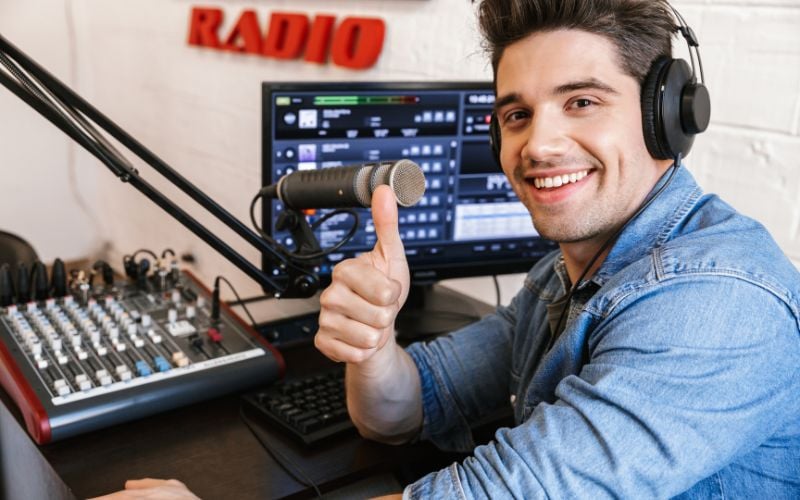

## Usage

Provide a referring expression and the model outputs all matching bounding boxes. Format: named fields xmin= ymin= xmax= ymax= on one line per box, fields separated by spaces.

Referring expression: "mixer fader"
xmin=0 ymin=257 xmax=284 ymax=444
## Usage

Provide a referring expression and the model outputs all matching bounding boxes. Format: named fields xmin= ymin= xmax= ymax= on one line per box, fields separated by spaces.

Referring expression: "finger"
xmin=320 ymin=279 xmax=398 ymax=329
xmin=317 ymin=308 xmax=388 ymax=349
xmin=371 ymin=185 xmax=405 ymax=264
xmin=331 ymin=258 xmax=401 ymax=307
xmin=125 ymin=479 xmax=172 ymax=490
xmin=315 ymin=328 xmax=378 ymax=364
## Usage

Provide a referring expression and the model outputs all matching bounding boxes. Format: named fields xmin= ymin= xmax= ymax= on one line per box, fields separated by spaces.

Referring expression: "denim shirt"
xmin=404 ymin=167 xmax=800 ymax=499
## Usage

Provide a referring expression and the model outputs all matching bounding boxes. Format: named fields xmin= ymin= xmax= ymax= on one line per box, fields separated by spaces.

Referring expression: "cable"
xmin=239 ymin=407 xmax=324 ymax=498
xmin=214 ymin=275 xmax=258 ymax=329
xmin=546 ymin=154 xmax=682 ymax=351
xmin=249 ymin=190 xmax=360 ymax=262
xmin=131 ymin=248 xmax=158 ymax=261
xmin=492 ymin=275 xmax=501 ymax=308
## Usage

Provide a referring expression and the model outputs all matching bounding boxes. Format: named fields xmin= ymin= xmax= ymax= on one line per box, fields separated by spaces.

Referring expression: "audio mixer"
xmin=0 ymin=257 xmax=284 ymax=444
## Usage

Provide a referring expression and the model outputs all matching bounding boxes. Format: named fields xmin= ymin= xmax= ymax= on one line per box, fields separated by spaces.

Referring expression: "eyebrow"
xmin=553 ymin=78 xmax=620 ymax=96
xmin=493 ymin=77 xmax=620 ymax=113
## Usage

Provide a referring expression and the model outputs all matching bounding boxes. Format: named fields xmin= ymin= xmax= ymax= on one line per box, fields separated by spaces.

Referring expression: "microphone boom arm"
xmin=0 ymin=32 xmax=319 ymax=298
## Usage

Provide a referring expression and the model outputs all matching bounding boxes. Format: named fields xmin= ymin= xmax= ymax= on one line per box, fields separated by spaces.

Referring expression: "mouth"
xmin=526 ymin=169 xmax=593 ymax=190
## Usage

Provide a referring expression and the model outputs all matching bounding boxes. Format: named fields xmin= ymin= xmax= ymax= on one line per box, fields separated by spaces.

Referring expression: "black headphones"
xmin=489 ymin=3 xmax=710 ymax=165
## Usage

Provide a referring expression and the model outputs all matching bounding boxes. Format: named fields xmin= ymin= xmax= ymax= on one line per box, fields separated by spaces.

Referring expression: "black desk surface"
xmin=0 ymin=287 xmax=495 ymax=499
xmin=1 ymin=347 xmax=471 ymax=500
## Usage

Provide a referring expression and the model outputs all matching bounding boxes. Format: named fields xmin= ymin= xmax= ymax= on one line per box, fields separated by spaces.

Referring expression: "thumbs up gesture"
xmin=315 ymin=185 xmax=410 ymax=365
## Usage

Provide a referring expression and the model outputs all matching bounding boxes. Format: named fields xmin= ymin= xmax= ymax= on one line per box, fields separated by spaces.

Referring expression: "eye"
xmin=501 ymin=109 xmax=529 ymax=126
xmin=569 ymin=98 xmax=595 ymax=110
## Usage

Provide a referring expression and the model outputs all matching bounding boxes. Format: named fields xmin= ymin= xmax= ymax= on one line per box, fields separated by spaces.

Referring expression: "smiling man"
xmin=97 ymin=1 xmax=799 ymax=498
xmin=314 ymin=0 xmax=800 ymax=498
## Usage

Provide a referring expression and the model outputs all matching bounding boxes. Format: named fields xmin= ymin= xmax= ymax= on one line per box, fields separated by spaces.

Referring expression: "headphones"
xmin=489 ymin=3 xmax=710 ymax=165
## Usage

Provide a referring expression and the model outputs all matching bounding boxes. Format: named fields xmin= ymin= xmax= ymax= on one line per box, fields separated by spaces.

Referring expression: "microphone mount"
xmin=0 ymin=32 xmax=320 ymax=299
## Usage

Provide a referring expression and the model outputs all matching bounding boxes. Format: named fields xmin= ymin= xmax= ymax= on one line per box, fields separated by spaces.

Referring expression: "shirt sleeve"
xmin=404 ymin=285 xmax=526 ymax=452
xmin=405 ymin=276 xmax=800 ymax=499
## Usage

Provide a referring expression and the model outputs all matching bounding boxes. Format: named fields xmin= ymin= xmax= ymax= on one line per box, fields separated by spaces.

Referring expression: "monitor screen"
xmin=261 ymin=81 xmax=556 ymax=291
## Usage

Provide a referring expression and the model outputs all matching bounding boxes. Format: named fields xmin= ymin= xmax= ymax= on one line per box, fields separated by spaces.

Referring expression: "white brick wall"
xmin=1 ymin=0 xmax=798 ymax=308
xmin=673 ymin=1 xmax=800 ymax=265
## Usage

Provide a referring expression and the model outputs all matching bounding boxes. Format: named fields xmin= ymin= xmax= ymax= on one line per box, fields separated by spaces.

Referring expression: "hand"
xmin=316 ymin=185 xmax=410 ymax=364
xmin=88 ymin=479 xmax=200 ymax=499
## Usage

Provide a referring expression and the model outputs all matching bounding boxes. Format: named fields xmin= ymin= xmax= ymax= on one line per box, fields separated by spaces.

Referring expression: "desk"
xmin=0 ymin=286 xmax=495 ymax=499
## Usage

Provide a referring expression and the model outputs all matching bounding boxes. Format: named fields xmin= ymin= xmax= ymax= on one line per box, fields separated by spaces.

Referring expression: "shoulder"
xmin=592 ymin=193 xmax=800 ymax=326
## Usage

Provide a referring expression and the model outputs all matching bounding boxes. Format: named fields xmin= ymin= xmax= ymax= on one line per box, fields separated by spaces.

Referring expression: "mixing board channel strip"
xmin=0 ymin=269 xmax=284 ymax=443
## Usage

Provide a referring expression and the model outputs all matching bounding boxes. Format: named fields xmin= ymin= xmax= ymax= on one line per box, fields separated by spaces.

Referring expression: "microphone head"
xmin=360 ymin=159 xmax=426 ymax=207
xmin=390 ymin=159 xmax=427 ymax=207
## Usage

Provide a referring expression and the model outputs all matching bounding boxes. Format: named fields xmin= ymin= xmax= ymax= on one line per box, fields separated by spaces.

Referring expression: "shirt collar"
xmin=589 ymin=165 xmax=703 ymax=287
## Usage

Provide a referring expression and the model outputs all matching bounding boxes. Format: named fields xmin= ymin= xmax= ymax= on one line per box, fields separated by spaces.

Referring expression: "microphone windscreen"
xmin=359 ymin=160 xmax=425 ymax=207
xmin=389 ymin=159 xmax=426 ymax=207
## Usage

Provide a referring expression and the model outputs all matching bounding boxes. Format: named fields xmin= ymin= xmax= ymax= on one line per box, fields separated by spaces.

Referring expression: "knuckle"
xmin=316 ymin=314 xmax=332 ymax=331
xmin=373 ymin=308 xmax=394 ymax=329
xmin=376 ymin=287 xmax=394 ymax=306
xmin=351 ymin=349 xmax=369 ymax=364
xmin=364 ymin=331 xmax=381 ymax=349
xmin=331 ymin=261 xmax=350 ymax=281
xmin=319 ymin=288 xmax=334 ymax=308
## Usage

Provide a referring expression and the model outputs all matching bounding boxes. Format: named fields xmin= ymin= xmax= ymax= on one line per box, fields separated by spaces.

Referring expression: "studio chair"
xmin=0 ymin=230 xmax=39 ymax=267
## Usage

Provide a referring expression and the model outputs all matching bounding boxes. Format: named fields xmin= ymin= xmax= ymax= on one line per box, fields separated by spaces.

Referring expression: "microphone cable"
xmin=546 ymin=153 xmax=682 ymax=352
xmin=249 ymin=190 xmax=360 ymax=262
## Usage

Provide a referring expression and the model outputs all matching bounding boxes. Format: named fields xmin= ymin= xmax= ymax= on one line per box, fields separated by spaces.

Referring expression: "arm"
xmin=405 ymin=277 xmax=800 ymax=498
xmin=89 ymin=479 xmax=199 ymax=499
xmin=315 ymin=185 xmax=422 ymax=443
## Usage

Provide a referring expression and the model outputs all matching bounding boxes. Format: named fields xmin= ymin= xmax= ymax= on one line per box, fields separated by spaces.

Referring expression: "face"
xmin=494 ymin=29 xmax=667 ymax=247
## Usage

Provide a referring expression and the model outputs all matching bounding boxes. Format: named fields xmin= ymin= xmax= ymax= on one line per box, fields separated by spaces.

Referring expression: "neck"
xmin=560 ymin=238 xmax=612 ymax=286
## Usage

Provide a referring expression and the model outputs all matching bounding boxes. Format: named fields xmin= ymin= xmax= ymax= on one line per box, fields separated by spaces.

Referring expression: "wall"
xmin=1 ymin=0 xmax=798 ymax=311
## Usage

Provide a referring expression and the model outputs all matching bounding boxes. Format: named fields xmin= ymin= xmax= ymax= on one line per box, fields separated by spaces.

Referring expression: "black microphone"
xmin=260 ymin=159 xmax=426 ymax=210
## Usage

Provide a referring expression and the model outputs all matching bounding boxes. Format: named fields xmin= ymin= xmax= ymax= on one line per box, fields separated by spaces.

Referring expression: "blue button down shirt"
xmin=404 ymin=166 xmax=800 ymax=499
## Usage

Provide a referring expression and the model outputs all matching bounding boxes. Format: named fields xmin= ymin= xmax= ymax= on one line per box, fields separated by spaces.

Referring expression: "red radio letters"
xmin=187 ymin=7 xmax=386 ymax=70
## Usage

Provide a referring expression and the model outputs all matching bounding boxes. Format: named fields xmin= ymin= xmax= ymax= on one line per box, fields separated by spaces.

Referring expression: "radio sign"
xmin=188 ymin=7 xmax=386 ymax=70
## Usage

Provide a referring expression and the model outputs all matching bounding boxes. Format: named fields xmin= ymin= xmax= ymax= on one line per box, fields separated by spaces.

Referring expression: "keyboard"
xmin=241 ymin=366 xmax=354 ymax=445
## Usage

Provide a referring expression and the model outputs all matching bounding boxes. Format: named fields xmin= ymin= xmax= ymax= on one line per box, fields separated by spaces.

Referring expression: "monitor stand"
xmin=394 ymin=283 xmax=494 ymax=342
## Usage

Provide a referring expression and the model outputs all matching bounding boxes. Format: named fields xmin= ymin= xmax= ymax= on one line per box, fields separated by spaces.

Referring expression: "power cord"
xmin=239 ymin=407 xmax=324 ymax=498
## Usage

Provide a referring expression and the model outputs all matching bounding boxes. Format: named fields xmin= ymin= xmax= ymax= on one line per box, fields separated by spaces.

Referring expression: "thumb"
xmin=371 ymin=185 xmax=406 ymax=263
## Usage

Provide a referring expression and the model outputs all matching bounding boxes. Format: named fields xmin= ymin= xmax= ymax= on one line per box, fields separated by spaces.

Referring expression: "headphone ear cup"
xmin=641 ymin=57 xmax=673 ymax=160
xmin=489 ymin=113 xmax=502 ymax=168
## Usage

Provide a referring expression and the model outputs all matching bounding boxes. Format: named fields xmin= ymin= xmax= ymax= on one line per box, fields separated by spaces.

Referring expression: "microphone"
xmin=260 ymin=159 xmax=426 ymax=210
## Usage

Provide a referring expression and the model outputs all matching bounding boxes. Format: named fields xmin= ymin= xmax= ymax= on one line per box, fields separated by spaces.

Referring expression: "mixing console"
xmin=0 ymin=258 xmax=284 ymax=444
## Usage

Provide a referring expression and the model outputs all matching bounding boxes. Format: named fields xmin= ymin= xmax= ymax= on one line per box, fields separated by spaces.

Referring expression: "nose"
xmin=522 ymin=109 xmax=568 ymax=163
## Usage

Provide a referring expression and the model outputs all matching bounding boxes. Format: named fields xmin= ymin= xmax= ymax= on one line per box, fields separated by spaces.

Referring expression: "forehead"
xmin=496 ymin=29 xmax=632 ymax=97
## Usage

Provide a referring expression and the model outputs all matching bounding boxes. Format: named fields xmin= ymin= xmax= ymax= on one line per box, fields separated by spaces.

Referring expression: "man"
xmin=99 ymin=0 xmax=799 ymax=498
xmin=314 ymin=0 xmax=800 ymax=498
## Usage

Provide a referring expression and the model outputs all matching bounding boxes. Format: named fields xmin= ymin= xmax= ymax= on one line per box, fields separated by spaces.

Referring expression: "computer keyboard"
xmin=241 ymin=366 xmax=354 ymax=445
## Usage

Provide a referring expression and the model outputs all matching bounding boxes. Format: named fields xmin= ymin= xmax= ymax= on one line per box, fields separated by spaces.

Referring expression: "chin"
xmin=533 ymin=221 xmax=600 ymax=244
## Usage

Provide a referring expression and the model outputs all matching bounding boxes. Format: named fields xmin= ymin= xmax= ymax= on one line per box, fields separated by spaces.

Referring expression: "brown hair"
xmin=476 ymin=0 xmax=677 ymax=87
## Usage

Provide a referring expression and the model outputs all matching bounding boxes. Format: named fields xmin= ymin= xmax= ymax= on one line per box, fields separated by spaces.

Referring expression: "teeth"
xmin=533 ymin=170 xmax=589 ymax=189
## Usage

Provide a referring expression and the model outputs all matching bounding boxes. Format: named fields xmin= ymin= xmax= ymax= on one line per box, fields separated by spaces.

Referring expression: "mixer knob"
xmin=31 ymin=261 xmax=49 ymax=301
xmin=50 ymin=258 xmax=67 ymax=298
xmin=168 ymin=308 xmax=177 ymax=324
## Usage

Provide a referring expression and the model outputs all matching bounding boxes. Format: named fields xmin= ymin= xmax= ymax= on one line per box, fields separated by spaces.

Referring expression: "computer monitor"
xmin=261 ymin=82 xmax=556 ymax=336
